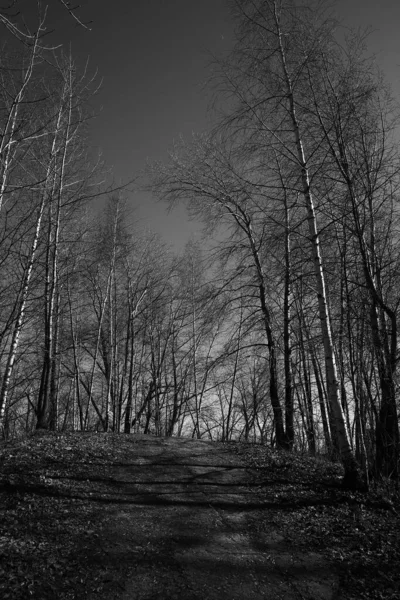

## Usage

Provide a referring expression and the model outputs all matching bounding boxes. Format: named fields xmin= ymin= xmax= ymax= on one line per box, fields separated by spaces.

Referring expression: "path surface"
xmin=83 ymin=435 xmax=339 ymax=600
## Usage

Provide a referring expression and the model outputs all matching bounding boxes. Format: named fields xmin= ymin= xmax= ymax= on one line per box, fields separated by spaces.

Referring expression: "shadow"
xmin=0 ymin=482 xmax=277 ymax=508
xmin=97 ymin=530 xmax=337 ymax=600
xmin=0 ymin=479 xmax=356 ymax=512
xmin=34 ymin=473 xmax=261 ymax=487
xmin=49 ymin=460 xmax=250 ymax=470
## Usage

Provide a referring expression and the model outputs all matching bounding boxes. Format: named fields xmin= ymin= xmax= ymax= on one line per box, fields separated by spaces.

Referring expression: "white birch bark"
xmin=0 ymin=197 xmax=46 ymax=429
xmin=272 ymin=1 xmax=359 ymax=477
xmin=0 ymin=88 xmax=66 ymax=431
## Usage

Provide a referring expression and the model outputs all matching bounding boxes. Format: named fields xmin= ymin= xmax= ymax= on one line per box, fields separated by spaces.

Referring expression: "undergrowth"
xmin=0 ymin=432 xmax=139 ymax=599
xmin=0 ymin=433 xmax=399 ymax=599
xmin=234 ymin=442 xmax=400 ymax=600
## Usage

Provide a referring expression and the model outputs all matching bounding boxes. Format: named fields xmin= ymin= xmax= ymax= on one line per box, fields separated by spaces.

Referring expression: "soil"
xmin=1 ymin=433 xmax=399 ymax=599
xmin=84 ymin=434 xmax=339 ymax=600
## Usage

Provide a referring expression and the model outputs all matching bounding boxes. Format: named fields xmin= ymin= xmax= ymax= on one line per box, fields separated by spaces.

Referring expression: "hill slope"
xmin=0 ymin=433 xmax=399 ymax=599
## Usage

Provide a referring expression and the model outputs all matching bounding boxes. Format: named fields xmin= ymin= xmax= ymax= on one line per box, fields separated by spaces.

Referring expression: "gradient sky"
xmin=17 ymin=0 xmax=400 ymax=250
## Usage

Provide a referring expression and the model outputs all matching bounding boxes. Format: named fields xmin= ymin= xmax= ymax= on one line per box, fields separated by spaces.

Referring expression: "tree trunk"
xmin=274 ymin=4 xmax=362 ymax=485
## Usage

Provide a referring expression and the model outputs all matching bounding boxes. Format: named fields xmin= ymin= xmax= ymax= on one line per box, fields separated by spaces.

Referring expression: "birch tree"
xmin=147 ymin=134 xmax=291 ymax=448
xmin=306 ymin=40 xmax=400 ymax=477
xmin=223 ymin=0 xmax=364 ymax=486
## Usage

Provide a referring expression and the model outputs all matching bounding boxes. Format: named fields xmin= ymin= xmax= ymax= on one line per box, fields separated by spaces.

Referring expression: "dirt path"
xmin=84 ymin=435 xmax=339 ymax=600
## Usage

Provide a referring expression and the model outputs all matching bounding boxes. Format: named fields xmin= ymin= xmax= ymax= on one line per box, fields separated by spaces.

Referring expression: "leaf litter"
xmin=0 ymin=433 xmax=399 ymax=599
xmin=233 ymin=442 xmax=400 ymax=600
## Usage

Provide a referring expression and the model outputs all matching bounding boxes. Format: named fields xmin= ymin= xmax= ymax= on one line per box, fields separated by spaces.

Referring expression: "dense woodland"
xmin=0 ymin=0 xmax=399 ymax=488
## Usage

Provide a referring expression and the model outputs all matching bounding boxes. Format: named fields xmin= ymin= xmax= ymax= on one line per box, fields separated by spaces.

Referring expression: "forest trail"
xmin=85 ymin=434 xmax=339 ymax=600
xmin=2 ymin=432 xmax=399 ymax=598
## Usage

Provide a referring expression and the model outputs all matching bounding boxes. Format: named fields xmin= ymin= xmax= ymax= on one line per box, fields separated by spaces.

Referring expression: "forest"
xmin=0 ymin=0 xmax=399 ymax=490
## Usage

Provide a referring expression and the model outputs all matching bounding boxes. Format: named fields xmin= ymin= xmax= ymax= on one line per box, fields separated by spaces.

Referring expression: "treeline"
xmin=1 ymin=1 xmax=399 ymax=487
xmin=147 ymin=0 xmax=400 ymax=486
xmin=0 ymin=18 xmax=102 ymax=432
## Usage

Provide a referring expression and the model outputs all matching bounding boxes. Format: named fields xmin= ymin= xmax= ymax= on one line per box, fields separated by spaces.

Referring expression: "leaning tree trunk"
xmin=274 ymin=4 xmax=362 ymax=486
xmin=0 ymin=194 xmax=46 ymax=432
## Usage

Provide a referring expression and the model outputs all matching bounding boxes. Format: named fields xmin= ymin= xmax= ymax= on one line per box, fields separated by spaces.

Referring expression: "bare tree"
xmin=306 ymin=37 xmax=400 ymax=477
xmin=218 ymin=0 xmax=363 ymax=486
xmin=147 ymin=133 xmax=292 ymax=448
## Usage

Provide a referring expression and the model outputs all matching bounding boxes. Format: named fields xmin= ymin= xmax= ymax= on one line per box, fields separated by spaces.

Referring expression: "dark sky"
xmin=32 ymin=0 xmax=234 ymax=249
xmin=15 ymin=0 xmax=400 ymax=250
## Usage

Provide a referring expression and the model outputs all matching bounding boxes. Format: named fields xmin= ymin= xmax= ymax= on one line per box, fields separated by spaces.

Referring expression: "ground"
xmin=0 ymin=432 xmax=399 ymax=599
